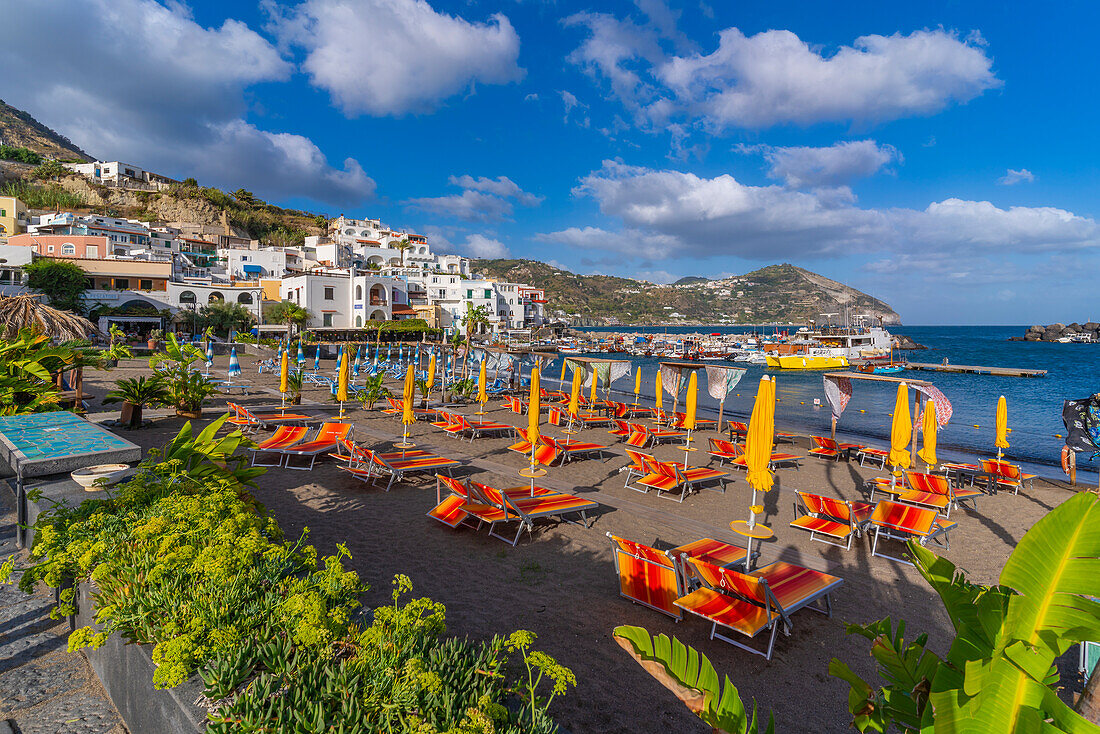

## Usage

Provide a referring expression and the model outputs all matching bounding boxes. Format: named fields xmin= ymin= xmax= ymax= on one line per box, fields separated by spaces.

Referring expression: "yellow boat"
xmin=765 ymin=353 xmax=850 ymax=370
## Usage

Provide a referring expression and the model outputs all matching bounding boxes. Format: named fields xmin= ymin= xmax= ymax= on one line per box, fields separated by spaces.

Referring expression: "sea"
xmin=555 ymin=324 xmax=1098 ymax=482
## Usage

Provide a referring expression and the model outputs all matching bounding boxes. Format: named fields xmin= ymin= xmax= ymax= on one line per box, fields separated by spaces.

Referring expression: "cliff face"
xmin=472 ymin=259 xmax=901 ymax=325
xmin=0 ymin=99 xmax=93 ymax=161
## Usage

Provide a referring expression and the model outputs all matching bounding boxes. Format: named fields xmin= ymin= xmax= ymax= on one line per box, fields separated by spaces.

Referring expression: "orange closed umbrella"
xmin=888 ymin=382 xmax=912 ymax=483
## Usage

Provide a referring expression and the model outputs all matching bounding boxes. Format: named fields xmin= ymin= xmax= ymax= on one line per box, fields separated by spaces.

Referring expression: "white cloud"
xmin=564 ymin=22 xmax=1000 ymax=132
xmin=460 ymin=234 xmax=510 ymax=258
xmin=269 ymin=0 xmax=523 ymax=116
xmin=1 ymin=0 xmax=374 ymax=207
xmin=545 ymin=160 xmax=1100 ymax=262
xmin=737 ymin=140 xmax=901 ymax=188
xmin=448 ymin=175 xmax=542 ymax=206
xmin=997 ymin=168 xmax=1035 ymax=185
xmin=404 ymin=175 xmax=540 ymax=221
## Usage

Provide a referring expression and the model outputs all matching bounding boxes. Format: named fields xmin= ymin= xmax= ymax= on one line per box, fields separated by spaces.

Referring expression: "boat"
xmin=765 ymin=352 xmax=850 ymax=370
xmin=856 ymin=362 xmax=905 ymax=375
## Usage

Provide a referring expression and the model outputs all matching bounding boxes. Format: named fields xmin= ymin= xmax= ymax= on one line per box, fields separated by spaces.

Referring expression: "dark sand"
xmin=79 ymin=356 xmax=1083 ymax=733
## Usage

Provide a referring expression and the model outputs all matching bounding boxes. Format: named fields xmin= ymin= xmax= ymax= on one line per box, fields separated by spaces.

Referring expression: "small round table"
xmin=519 ymin=466 xmax=547 ymax=479
xmin=729 ymin=512 xmax=773 ymax=570
xmin=394 ymin=441 xmax=416 ymax=449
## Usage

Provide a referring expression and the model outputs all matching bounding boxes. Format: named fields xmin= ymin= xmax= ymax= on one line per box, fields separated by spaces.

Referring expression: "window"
xmin=323 ymin=313 xmax=333 ymax=327
xmin=87 ymin=245 xmax=98 ymax=258
xmin=324 ymin=287 xmax=334 ymax=300
xmin=237 ymin=292 xmax=253 ymax=304
xmin=139 ymin=279 xmax=153 ymax=291
xmin=115 ymin=279 xmax=129 ymax=289
xmin=355 ymin=315 xmax=363 ymax=327
xmin=47 ymin=245 xmax=54 ymax=253
xmin=355 ymin=285 xmax=362 ymax=299
xmin=484 ymin=289 xmax=492 ymax=299
xmin=466 ymin=289 xmax=473 ymax=299
xmin=0 ymin=209 xmax=5 ymax=216
xmin=62 ymin=243 xmax=76 ymax=255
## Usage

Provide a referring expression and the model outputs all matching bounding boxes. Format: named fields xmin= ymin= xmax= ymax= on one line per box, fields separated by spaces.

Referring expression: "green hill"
xmin=473 ymin=259 xmax=900 ymax=325
xmin=0 ymin=99 xmax=93 ymax=161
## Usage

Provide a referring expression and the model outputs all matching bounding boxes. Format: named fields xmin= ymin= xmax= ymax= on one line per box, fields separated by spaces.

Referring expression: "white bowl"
xmin=71 ymin=464 xmax=131 ymax=490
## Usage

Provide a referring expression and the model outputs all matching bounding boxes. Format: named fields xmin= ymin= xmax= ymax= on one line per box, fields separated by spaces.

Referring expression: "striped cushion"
xmin=673 ymin=538 xmax=746 ymax=567
xmin=897 ymin=490 xmax=949 ymax=510
xmin=681 ymin=467 xmax=726 ymax=482
xmin=428 ymin=495 xmax=468 ymax=527
xmin=636 ymin=473 xmax=680 ymax=491
xmin=790 ymin=515 xmax=850 ymax=539
xmin=675 ymin=588 xmax=776 ymax=635
xmin=615 ymin=552 xmax=680 ymax=617
xmin=753 ymin=562 xmax=841 ymax=610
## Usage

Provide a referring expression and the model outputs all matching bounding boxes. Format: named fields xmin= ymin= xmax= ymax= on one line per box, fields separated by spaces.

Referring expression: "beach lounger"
xmin=869 ymin=501 xmax=958 ymax=564
xmin=980 ymin=458 xmax=1036 ymax=495
xmin=445 ymin=414 xmax=515 ymax=442
xmin=634 ymin=457 xmax=729 ymax=502
xmin=642 ymin=423 xmax=688 ymax=446
xmin=727 ymin=421 xmax=748 ymax=440
xmin=671 ymin=412 xmax=716 ymax=430
xmin=708 ymin=438 xmax=801 ymax=471
xmin=622 ymin=449 xmax=654 ymax=489
xmin=672 ymin=538 xmax=749 ymax=585
xmin=607 ymin=534 xmax=686 ymax=619
xmin=608 ymin=419 xmax=633 ymax=441
xmin=275 ymin=422 xmax=352 ymax=470
xmin=249 ymin=426 xmax=310 ymax=466
xmin=808 ymin=436 xmax=862 ymax=461
xmin=506 ymin=436 xmax=560 ymax=466
xmin=856 ymin=446 xmax=890 ymax=468
xmin=344 ymin=446 xmax=461 ymax=492
xmin=790 ymin=492 xmax=873 ymax=550
xmin=542 ymin=435 xmax=612 ymax=465
xmin=463 ymin=480 xmax=598 ymax=546
xmin=674 ymin=558 xmax=841 ymax=660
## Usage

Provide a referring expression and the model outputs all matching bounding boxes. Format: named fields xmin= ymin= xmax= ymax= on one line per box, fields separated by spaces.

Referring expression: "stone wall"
xmin=1020 ymin=322 xmax=1100 ymax=342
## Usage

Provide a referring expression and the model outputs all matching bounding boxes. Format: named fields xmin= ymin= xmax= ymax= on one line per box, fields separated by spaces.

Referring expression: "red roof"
xmin=390 ymin=305 xmax=418 ymax=315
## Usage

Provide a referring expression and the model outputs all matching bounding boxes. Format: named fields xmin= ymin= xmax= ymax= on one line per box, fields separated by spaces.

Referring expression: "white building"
xmin=64 ymin=161 xmax=176 ymax=188
xmin=306 ymin=215 xmax=471 ymax=276
xmin=279 ymin=270 xmax=416 ymax=329
xmin=220 ymin=247 xmax=304 ymax=280
xmin=407 ymin=274 xmax=547 ymax=333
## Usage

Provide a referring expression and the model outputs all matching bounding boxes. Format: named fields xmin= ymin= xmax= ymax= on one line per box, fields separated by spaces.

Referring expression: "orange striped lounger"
xmin=344 ymin=447 xmax=461 ymax=492
xmin=249 ymin=426 xmax=309 ymax=466
xmin=789 ymin=492 xmax=873 ymax=550
xmin=869 ymin=500 xmax=957 ymax=564
xmin=607 ymin=534 xmax=685 ymax=619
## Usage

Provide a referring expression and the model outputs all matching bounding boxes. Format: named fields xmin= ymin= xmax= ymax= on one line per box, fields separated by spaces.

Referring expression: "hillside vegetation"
xmin=473 ymin=259 xmax=900 ymax=325
xmin=0 ymin=99 xmax=92 ymax=161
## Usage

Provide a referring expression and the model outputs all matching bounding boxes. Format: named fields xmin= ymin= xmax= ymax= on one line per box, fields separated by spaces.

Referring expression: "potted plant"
xmin=355 ymin=374 xmax=391 ymax=411
xmin=147 ymin=328 xmax=163 ymax=350
xmin=152 ymin=334 xmax=219 ymax=418
xmin=287 ymin=369 xmax=303 ymax=405
xmin=102 ymin=375 xmax=169 ymax=429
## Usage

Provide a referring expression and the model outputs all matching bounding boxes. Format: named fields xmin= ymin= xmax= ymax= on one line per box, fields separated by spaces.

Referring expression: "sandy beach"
xmin=78 ymin=355 xmax=1084 ymax=733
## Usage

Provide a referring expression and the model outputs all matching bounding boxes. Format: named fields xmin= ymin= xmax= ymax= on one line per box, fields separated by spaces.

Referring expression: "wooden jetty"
xmin=904 ymin=362 xmax=1047 ymax=378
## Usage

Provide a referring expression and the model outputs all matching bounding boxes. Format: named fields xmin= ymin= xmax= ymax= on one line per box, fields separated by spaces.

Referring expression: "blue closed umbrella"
xmin=297 ymin=340 xmax=305 ymax=366
xmin=227 ymin=346 xmax=241 ymax=384
xmin=313 ymin=346 xmax=321 ymax=372
xmin=352 ymin=345 xmax=361 ymax=377
xmin=204 ymin=340 xmax=214 ymax=375
xmin=387 ymin=345 xmax=392 ymax=362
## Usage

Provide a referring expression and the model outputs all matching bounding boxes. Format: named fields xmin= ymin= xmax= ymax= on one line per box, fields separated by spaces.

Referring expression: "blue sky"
xmin=5 ymin=0 xmax=1099 ymax=324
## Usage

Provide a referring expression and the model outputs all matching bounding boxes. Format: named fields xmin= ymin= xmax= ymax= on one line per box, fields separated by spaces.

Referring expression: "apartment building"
xmin=0 ymin=196 xmax=29 ymax=241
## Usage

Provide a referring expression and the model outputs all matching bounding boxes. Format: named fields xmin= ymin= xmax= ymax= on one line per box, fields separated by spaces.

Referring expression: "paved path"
xmin=0 ymin=491 xmax=124 ymax=734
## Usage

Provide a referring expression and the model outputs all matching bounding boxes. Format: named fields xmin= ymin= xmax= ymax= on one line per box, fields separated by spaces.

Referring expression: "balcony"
xmin=370 ymin=298 xmax=388 ymax=306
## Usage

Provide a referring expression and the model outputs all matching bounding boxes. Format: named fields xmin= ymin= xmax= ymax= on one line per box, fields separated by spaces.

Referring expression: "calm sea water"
xmin=560 ymin=325 xmax=1099 ymax=480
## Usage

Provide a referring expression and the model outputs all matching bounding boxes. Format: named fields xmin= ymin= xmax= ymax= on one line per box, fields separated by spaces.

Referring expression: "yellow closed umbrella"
xmin=337 ymin=348 xmax=350 ymax=417
xmin=732 ymin=376 xmax=775 ymax=569
xmin=682 ymin=371 xmax=698 ymax=466
xmin=279 ymin=346 xmax=289 ymax=405
xmin=655 ymin=370 xmax=663 ymax=417
xmin=918 ymin=402 xmax=937 ymax=469
xmin=426 ymin=353 xmax=436 ymax=391
xmin=568 ymin=367 xmax=582 ymax=417
xmin=633 ymin=367 xmax=641 ymax=406
xmin=476 ymin=360 xmax=488 ymax=414
xmin=589 ymin=368 xmax=598 ymax=406
xmin=560 ymin=358 xmax=568 ymax=383
xmin=888 ymin=382 xmax=912 ymax=483
xmin=995 ymin=395 xmax=1009 ymax=459
xmin=527 ymin=367 xmax=541 ymax=443
xmin=397 ymin=364 xmax=416 ymax=449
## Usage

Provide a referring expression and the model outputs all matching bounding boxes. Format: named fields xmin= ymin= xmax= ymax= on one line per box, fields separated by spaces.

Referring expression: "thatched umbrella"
xmin=0 ymin=294 xmax=99 ymax=341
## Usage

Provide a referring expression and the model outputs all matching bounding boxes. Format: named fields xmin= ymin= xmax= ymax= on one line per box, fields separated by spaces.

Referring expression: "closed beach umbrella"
xmin=387 ymin=345 xmax=392 ymax=362
xmin=527 ymin=366 xmax=541 ymax=443
xmin=633 ymin=367 xmax=641 ymax=404
xmin=402 ymin=364 xmax=415 ymax=426
xmin=337 ymin=349 xmax=349 ymax=403
xmin=279 ymin=346 xmax=289 ymax=394
xmin=888 ymin=382 xmax=912 ymax=482
xmin=426 ymin=353 xmax=436 ymax=391
xmin=314 ymin=345 xmax=321 ymax=372
xmin=227 ymin=346 xmax=241 ymax=382
xmin=205 ymin=340 xmax=214 ymax=366
xmin=995 ymin=395 xmax=1009 ymax=459
xmin=352 ymin=345 xmax=361 ymax=377
xmin=684 ymin=371 xmax=698 ymax=431
xmin=560 ymin=358 xmax=568 ymax=383
xmin=296 ymin=340 xmax=305 ymax=366
xmin=745 ymin=376 xmax=775 ymax=497
xmin=477 ymin=360 xmax=489 ymax=405
xmin=918 ymin=403 xmax=937 ymax=468
xmin=568 ymin=366 xmax=582 ymax=417
xmin=654 ymin=370 xmax=663 ymax=415
xmin=589 ymin=368 xmax=598 ymax=405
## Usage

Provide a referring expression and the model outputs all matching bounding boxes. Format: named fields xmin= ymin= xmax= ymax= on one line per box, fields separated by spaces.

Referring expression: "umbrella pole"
xmin=683 ymin=429 xmax=692 ymax=468
xmin=717 ymin=398 xmax=725 ymax=434
xmin=830 ymin=415 xmax=837 ymax=442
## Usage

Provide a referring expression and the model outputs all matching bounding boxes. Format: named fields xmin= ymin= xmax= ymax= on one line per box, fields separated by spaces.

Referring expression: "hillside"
xmin=0 ymin=99 xmax=92 ymax=161
xmin=473 ymin=260 xmax=901 ymax=325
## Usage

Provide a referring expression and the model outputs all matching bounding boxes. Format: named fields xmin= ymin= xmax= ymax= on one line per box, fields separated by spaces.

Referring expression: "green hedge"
xmin=11 ymin=416 xmax=569 ymax=732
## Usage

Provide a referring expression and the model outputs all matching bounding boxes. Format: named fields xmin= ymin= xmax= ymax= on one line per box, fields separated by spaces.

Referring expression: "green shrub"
xmin=0 ymin=144 xmax=42 ymax=165
xmin=0 ymin=180 xmax=86 ymax=209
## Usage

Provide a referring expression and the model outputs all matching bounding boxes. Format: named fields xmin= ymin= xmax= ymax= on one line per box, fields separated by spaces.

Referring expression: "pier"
xmin=904 ymin=362 xmax=1047 ymax=378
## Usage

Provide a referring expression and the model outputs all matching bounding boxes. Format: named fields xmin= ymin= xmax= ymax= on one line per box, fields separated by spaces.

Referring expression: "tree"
xmin=24 ymin=260 xmax=88 ymax=313
xmin=232 ymin=188 xmax=257 ymax=207
xmin=313 ymin=215 xmax=328 ymax=231
xmin=393 ymin=238 xmax=413 ymax=267
xmin=181 ymin=177 xmax=198 ymax=188
xmin=264 ymin=300 xmax=312 ymax=335
xmin=198 ymin=300 xmax=253 ymax=337
xmin=460 ymin=302 xmax=490 ymax=377
xmin=32 ymin=159 xmax=66 ymax=181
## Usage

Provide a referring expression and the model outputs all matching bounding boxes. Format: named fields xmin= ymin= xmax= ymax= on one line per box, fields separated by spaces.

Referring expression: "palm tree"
xmin=0 ymin=294 xmax=99 ymax=341
xmin=461 ymin=302 xmax=490 ymax=377
xmin=393 ymin=239 xmax=413 ymax=268
xmin=264 ymin=300 xmax=313 ymax=335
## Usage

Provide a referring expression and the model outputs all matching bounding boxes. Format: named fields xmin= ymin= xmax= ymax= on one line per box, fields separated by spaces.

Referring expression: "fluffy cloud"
xmin=565 ymin=20 xmax=1000 ymax=131
xmin=269 ymin=0 xmax=523 ymax=116
xmin=460 ymin=234 xmax=511 ymax=258
xmin=404 ymin=175 xmax=540 ymax=221
xmin=737 ymin=140 xmax=901 ymax=188
xmin=998 ymin=168 xmax=1036 ymax=185
xmin=1 ymin=0 xmax=374 ymax=207
xmin=542 ymin=160 xmax=1100 ymax=261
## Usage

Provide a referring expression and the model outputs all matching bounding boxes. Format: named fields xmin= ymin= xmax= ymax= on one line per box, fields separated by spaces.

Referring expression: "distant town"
xmin=0 ymin=157 xmax=549 ymax=339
